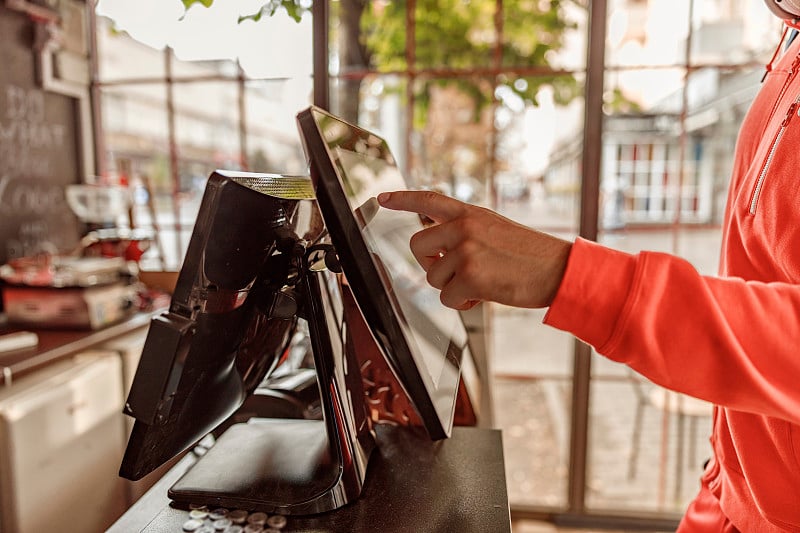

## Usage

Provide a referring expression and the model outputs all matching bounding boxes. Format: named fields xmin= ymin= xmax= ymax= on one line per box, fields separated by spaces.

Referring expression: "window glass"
xmin=95 ymin=14 xmax=167 ymax=80
xmin=490 ymin=73 xmax=585 ymax=509
xmin=606 ymin=0 xmax=692 ymax=67
xmin=502 ymin=0 xmax=587 ymax=71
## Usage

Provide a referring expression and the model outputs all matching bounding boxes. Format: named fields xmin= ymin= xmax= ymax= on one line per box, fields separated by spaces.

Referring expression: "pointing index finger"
xmin=376 ymin=190 xmax=465 ymax=223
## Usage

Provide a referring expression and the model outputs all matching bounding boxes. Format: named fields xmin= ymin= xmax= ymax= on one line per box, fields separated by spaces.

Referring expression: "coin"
xmin=209 ymin=508 xmax=229 ymax=520
xmin=182 ymin=518 xmax=205 ymax=532
xmin=189 ymin=509 xmax=209 ymax=520
xmin=213 ymin=518 xmax=233 ymax=530
xmin=224 ymin=526 xmax=244 ymax=533
xmin=266 ymin=515 xmax=287 ymax=529
xmin=197 ymin=526 xmax=216 ymax=533
xmin=243 ymin=525 xmax=264 ymax=533
xmin=228 ymin=509 xmax=249 ymax=524
xmin=246 ymin=512 xmax=267 ymax=526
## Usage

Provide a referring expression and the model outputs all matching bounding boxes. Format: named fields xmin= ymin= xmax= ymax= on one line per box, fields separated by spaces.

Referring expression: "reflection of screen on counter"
xmin=297 ymin=106 xmax=468 ymax=439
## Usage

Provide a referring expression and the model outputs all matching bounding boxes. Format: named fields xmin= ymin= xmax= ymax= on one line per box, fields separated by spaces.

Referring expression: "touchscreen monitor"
xmin=297 ymin=106 xmax=469 ymax=440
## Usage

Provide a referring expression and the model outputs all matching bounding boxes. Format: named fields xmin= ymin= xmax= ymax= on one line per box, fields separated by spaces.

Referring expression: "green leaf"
xmin=283 ymin=2 xmax=303 ymax=23
xmin=181 ymin=0 xmax=214 ymax=9
xmin=238 ymin=1 xmax=307 ymax=24
xmin=238 ymin=9 xmax=265 ymax=24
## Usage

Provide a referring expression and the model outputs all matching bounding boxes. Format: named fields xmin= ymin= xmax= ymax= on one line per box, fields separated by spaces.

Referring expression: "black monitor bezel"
xmin=297 ymin=106 xmax=463 ymax=440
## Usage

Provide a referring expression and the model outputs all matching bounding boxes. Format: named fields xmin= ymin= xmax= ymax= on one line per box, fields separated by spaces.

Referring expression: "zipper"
xmin=764 ymin=55 xmax=800 ymax=134
xmin=750 ymin=95 xmax=800 ymax=214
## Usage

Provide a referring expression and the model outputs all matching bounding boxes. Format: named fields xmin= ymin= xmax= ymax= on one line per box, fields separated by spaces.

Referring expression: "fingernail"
xmin=377 ymin=192 xmax=391 ymax=204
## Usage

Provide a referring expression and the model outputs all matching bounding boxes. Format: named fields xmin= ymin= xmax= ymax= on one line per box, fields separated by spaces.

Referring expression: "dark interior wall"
xmin=0 ymin=3 xmax=83 ymax=265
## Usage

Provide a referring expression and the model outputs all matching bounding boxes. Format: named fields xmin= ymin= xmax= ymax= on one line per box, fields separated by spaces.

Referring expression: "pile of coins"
xmin=181 ymin=505 xmax=289 ymax=533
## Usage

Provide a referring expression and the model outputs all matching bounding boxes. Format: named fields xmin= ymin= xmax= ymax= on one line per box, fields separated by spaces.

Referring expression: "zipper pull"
xmin=791 ymin=55 xmax=800 ymax=74
xmin=782 ymin=102 xmax=798 ymax=127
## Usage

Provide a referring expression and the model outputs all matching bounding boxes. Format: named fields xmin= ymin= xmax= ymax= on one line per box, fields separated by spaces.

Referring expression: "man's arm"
xmin=379 ymin=190 xmax=800 ymax=425
xmin=546 ymin=237 xmax=800 ymax=426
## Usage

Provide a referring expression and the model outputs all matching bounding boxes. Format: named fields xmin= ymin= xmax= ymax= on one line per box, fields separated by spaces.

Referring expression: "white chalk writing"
xmin=0 ymin=174 xmax=66 ymax=215
xmin=0 ymin=84 xmax=67 ymax=177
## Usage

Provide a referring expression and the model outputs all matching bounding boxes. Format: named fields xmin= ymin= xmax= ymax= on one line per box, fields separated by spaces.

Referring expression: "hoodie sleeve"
xmin=543 ymin=237 xmax=800 ymax=425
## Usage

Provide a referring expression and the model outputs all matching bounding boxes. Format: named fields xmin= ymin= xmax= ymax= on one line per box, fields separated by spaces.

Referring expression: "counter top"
xmin=0 ymin=311 xmax=154 ymax=386
xmin=110 ymin=424 xmax=511 ymax=533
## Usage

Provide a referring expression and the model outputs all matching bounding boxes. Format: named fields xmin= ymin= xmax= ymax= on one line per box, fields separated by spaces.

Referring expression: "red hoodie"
xmin=544 ymin=35 xmax=800 ymax=531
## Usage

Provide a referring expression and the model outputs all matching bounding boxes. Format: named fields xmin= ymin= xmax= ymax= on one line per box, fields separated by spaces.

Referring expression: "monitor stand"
xmin=167 ymin=243 xmax=376 ymax=515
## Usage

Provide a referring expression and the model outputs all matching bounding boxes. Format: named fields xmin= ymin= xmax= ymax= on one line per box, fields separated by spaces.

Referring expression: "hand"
xmin=377 ymin=190 xmax=572 ymax=310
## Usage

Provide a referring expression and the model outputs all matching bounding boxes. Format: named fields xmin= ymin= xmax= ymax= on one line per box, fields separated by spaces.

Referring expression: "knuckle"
xmin=458 ymin=216 xmax=482 ymax=236
xmin=421 ymin=190 xmax=444 ymax=204
xmin=451 ymin=217 xmax=471 ymax=237
xmin=458 ymin=240 xmax=479 ymax=257
xmin=459 ymin=255 xmax=484 ymax=285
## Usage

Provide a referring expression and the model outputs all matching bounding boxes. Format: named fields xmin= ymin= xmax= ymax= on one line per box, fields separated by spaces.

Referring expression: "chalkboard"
xmin=0 ymin=4 xmax=83 ymax=265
